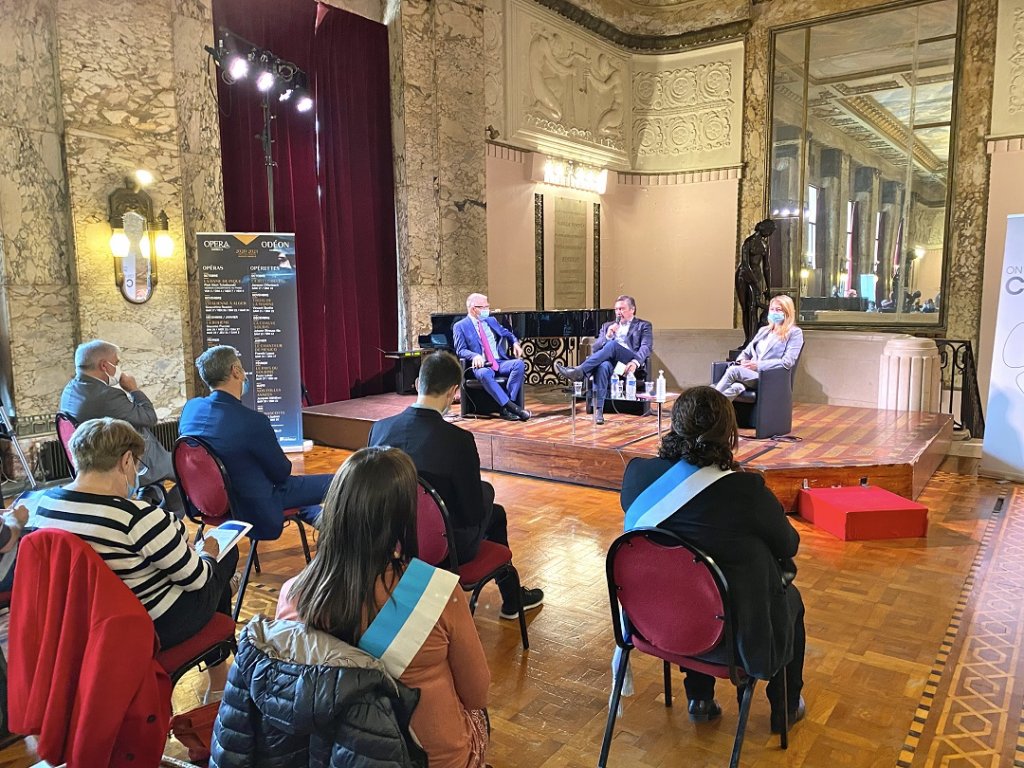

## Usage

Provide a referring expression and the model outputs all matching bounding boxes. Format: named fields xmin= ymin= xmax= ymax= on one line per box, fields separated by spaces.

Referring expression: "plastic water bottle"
xmin=656 ymin=370 xmax=667 ymax=403
xmin=625 ymin=371 xmax=637 ymax=401
xmin=610 ymin=372 xmax=620 ymax=400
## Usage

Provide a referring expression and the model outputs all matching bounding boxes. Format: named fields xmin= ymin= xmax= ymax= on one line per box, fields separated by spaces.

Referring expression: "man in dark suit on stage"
xmin=178 ymin=345 xmax=332 ymax=541
xmin=452 ymin=292 xmax=531 ymax=421
xmin=555 ymin=295 xmax=654 ymax=424
xmin=368 ymin=350 xmax=543 ymax=620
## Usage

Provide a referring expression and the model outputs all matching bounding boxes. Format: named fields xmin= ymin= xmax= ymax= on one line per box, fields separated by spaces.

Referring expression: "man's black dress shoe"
xmin=687 ymin=698 xmax=722 ymax=723
xmin=555 ymin=363 xmax=585 ymax=382
xmin=499 ymin=405 xmax=520 ymax=421
xmin=508 ymin=401 xmax=532 ymax=421
xmin=770 ymin=696 xmax=806 ymax=734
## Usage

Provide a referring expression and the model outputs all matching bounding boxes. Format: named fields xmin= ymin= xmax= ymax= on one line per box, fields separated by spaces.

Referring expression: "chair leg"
xmin=598 ymin=647 xmax=631 ymax=767
xmin=779 ymin=666 xmax=789 ymax=750
xmin=468 ymin=583 xmax=484 ymax=615
xmin=295 ymin=519 xmax=312 ymax=564
xmin=662 ymin=661 xmax=672 ymax=708
xmin=510 ymin=567 xmax=529 ymax=651
xmin=252 ymin=548 xmax=261 ymax=574
xmin=730 ymin=679 xmax=756 ymax=768
xmin=233 ymin=540 xmax=259 ymax=622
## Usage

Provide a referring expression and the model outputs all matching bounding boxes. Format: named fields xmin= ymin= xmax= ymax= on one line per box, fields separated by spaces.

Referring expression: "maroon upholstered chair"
xmin=173 ymin=435 xmax=311 ymax=621
xmin=416 ymin=477 xmax=529 ymax=650
xmin=600 ymin=528 xmax=789 ymax=768
xmin=55 ymin=412 xmax=79 ymax=477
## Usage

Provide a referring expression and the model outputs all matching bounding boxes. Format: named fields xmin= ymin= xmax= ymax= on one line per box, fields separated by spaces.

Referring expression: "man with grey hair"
xmin=178 ymin=345 xmax=332 ymax=541
xmin=452 ymin=292 xmax=531 ymax=421
xmin=60 ymin=339 xmax=182 ymax=512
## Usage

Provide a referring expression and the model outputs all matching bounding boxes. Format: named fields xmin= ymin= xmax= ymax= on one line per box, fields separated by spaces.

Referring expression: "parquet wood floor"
xmin=1 ymin=447 xmax=1017 ymax=768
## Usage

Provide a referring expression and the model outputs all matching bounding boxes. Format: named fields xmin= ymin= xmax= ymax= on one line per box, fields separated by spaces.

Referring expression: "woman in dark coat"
xmin=620 ymin=386 xmax=806 ymax=732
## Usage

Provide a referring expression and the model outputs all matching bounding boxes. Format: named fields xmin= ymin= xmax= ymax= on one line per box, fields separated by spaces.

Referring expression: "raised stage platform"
xmin=302 ymin=392 xmax=953 ymax=510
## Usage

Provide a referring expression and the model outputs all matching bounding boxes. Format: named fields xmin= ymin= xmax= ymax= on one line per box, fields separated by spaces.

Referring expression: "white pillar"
xmin=878 ymin=336 xmax=942 ymax=413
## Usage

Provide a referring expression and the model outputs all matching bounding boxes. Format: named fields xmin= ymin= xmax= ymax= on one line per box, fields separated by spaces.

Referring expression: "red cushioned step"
xmin=156 ymin=612 xmax=236 ymax=674
xmin=457 ymin=540 xmax=513 ymax=586
xmin=796 ymin=486 xmax=928 ymax=541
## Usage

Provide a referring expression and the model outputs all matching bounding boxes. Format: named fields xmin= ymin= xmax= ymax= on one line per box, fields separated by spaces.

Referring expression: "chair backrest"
xmin=172 ymin=436 xmax=233 ymax=525
xmin=607 ymin=528 xmax=730 ymax=661
xmin=416 ymin=477 xmax=457 ymax=571
xmin=55 ymin=412 xmax=79 ymax=478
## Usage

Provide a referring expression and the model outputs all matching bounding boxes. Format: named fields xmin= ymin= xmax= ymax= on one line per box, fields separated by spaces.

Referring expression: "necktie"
xmin=476 ymin=321 xmax=499 ymax=371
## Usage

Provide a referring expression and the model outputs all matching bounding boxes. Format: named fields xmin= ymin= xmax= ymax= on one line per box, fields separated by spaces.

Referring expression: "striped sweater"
xmin=32 ymin=488 xmax=214 ymax=620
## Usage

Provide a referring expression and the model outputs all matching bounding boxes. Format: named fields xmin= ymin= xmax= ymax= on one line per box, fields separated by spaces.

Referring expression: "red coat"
xmin=9 ymin=529 xmax=171 ymax=768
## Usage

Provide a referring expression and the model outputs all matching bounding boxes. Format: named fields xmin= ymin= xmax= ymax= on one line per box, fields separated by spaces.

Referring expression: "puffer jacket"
xmin=210 ymin=616 xmax=427 ymax=768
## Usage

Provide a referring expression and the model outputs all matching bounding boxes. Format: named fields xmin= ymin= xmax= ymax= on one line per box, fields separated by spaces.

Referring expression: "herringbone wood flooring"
xmin=1 ymin=447 xmax=1018 ymax=767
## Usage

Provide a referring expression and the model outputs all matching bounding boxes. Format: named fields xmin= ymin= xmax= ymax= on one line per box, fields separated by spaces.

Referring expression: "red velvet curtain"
xmin=212 ymin=0 xmax=397 ymax=404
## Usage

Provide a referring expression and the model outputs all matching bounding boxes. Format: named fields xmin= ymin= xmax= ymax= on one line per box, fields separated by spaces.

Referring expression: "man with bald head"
xmin=452 ymin=293 xmax=531 ymax=421
xmin=60 ymin=339 xmax=182 ymax=513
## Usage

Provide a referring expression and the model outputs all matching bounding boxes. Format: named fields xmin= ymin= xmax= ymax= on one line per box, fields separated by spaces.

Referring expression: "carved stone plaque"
xmin=553 ymin=197 xmax=588 ymax=308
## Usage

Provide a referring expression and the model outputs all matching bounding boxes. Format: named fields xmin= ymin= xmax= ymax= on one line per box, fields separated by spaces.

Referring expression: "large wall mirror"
xmin=768 ymin=0 xmax=958 ymax=327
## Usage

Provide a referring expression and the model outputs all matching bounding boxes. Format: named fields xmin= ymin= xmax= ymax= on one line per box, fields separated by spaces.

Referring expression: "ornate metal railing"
xmin=935 ymin=339 xmax=985 ymax=439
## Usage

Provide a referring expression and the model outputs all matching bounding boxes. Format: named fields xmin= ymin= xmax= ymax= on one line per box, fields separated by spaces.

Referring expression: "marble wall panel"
xmin=737 ymin=0 xmax=995 ymax=346
xmin=483 ymin=5 xmax=507 ymax=139
xmin=173 ymin=0 xmax=214 ymax=23
xmin=0 ymin=125 xmax=70 ymax=285
xmin=77 ymin=284 xmax=189 ymax=418
xmin=56 ymin=0 xmax=178 ymax=142
xmin=172 ymin=15 xmax=221 ymax=157
xmin=5 ymin=283 xmax=77 ymax=419
xmin=0 ymin=0 xmax=62 ymax=134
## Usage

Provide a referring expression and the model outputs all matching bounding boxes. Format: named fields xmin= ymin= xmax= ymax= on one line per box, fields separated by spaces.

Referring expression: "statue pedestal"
xmin=877 ymin=336 xmax=941 ymax=413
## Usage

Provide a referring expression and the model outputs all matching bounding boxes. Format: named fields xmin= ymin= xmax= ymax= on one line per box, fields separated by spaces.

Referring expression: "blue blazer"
xmin=738 ymin=325 xmax=804 ymax=372
xmin=452 ymin=315 xmax=518 ymax=363
xmin=178 ymin=390 xmax=293 ymax=540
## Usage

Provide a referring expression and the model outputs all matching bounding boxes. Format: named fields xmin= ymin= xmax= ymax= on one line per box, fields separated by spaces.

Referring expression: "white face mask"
xmin=107 ymin=362 xmax=122 ymax=386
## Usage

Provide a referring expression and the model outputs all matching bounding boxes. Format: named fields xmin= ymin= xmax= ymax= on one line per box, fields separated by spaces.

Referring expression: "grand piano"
xmin=426 ymin=309 xmax=614 ymax=384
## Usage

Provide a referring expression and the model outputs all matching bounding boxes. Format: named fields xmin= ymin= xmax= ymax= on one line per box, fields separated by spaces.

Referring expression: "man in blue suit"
xmin=453 ymin=293 xmax=531 ymax=421
xmin=179 ymin=346 xmax=333 ymax=541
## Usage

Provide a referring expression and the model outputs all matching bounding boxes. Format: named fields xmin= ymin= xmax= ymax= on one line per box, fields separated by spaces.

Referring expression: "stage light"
xmin=278 ymin=87 xmax=294 ymax=102
xmin=296 ymin=93 xmax=313 ymax=112
xmin=256 ymin=70 xmax=276 ymax=92
xmin=227 ymin=55 xmax=249 ymax=80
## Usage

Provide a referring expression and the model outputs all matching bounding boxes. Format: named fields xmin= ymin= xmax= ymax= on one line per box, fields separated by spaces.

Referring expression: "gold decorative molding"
xmin=840 ymin=95 xmax=943 ymax=173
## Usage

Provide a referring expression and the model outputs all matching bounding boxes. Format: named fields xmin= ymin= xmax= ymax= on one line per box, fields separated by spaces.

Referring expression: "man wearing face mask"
xmin=555 ymin=295 xmax=654 ymax=424
xmin=178 ymin=345 xmax=333 ymax=541
xmin=367 ymin=351 xmax=544 ymax=620
xmin=453 ymin=292 xmax=531 ymax=421
xmin=60 ymin=340 xmax=183 ymax=514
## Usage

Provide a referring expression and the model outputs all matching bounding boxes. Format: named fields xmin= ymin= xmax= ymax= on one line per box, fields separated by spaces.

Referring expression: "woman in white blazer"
xmin=715 ymin=294 xmax=803 ymax=400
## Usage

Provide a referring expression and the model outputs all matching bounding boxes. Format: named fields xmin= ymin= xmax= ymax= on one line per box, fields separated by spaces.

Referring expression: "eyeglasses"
xmin=472 ymin=304 xmax=489 ymax=309
xmin=134 ymin=459 xmax=149 ymax=475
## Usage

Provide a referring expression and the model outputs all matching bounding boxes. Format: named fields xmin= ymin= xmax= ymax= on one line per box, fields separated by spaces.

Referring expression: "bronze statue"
xmin=736 ymin=219 xmax=775 ymax=347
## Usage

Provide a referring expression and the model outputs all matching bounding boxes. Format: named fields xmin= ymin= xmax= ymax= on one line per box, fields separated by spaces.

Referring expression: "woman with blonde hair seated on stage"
xmin=274 ymin=446 xmax=491 ymax=768
xmin=714 ymin=294 xmax=803 ymax=400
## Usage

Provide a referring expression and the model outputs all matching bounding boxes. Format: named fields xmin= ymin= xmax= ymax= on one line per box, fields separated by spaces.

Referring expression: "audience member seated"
xmin=555 ymin=294 xmax=653 ymax=424
xmin=620 ymin=387 xmax=806 ymax=732
xmin=453 ymin=292 xmax=531 ymax=421
xmin=713 ymin=294 xmax=803 ymax=400
xmin=213 ymin=446 xmax=489 ymax=767
xmin=179 ymin=345 xmax=332 ymax=540
xmin=368 ymin=350 xmax=544 ymax=620
xmin=29 ymin=417 xmax=237 ymax=699
xmin=922 ymin=298 xmax=938 ymax=313
xmin=61 ymin=339 xmax=184 ymax=515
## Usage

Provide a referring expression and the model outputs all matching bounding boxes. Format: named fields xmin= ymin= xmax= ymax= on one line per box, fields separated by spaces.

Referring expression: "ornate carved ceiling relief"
xmin=993 ymin=2 xmax=1024 ymax=135
xmin=505 ymin=0 xmax=743 ymax=172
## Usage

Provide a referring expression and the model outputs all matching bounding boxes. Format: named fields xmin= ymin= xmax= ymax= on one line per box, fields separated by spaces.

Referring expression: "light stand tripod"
xmin=0 ymin=406 xmax=38 ymax=491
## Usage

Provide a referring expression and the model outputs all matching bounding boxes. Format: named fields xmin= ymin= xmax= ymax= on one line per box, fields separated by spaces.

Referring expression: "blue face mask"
xmin=479 ymin=309 xmax=490 ymax=319
xmin=242 ymin=373 xmax=251 ymax=396
xmin=768 ymin=311 xmax=785 ymax=325
xmin=125 ymin=458 xmax=141 ymax=498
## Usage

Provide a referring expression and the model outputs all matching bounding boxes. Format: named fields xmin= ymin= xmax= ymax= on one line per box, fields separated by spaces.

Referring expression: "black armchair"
xmin=459 ymin=336 xmax=526 ymax=418
xmin=711 ymin=361 xmax=797 ymax=439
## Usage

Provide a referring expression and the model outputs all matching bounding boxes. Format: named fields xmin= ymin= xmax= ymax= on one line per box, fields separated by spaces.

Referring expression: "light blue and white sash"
xmin=358 ymin=558 xmax=459 ymax=678
xmin=624 ymin=462 xmax=734 ymax=531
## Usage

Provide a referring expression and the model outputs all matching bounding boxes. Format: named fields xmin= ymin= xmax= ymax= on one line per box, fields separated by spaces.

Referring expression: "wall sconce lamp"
xmin=108 ymin=174 xmax=173 ymax=304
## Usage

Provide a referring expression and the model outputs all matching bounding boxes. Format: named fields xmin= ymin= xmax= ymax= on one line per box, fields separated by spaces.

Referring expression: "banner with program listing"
xmin=197 ymin=233 xmax=303 ymax=450
xmin=981 ymin=214 xmax=1024 ymax=482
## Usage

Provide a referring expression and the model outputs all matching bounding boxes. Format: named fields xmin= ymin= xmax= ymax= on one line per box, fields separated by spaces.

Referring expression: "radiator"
xmin=38 ymin=419 xmax=181 ymax=481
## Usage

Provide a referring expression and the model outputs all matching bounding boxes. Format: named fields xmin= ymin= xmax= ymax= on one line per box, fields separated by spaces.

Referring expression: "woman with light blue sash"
xmin=619 ymin=386 xmax=807 ymax=734
xmin=277 ymin=446 xmax=492 ymax=768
